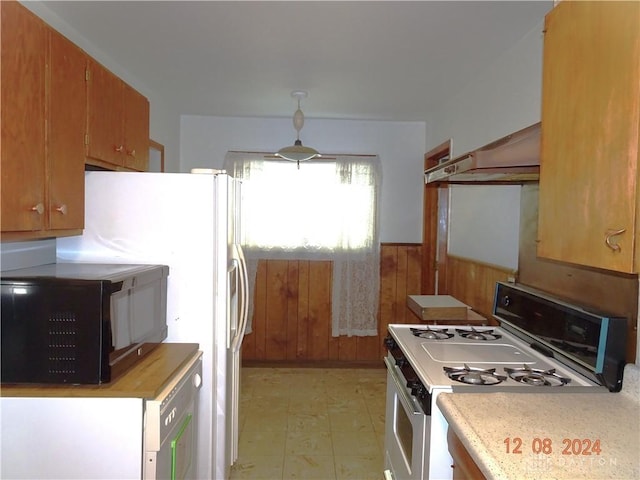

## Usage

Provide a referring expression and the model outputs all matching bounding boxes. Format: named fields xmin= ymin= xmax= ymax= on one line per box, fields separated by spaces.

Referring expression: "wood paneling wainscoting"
xmin=444 ymin=255 xmax=516 ymax=321
xmin=242 ymin=243 xmax=423 ymax=366
xmin=241 ymin=246 xmax=516 ymax=366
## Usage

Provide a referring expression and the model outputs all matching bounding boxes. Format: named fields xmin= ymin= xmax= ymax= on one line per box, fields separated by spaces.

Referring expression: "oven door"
xmin=383 ymin=356 xmax=429 ymax=480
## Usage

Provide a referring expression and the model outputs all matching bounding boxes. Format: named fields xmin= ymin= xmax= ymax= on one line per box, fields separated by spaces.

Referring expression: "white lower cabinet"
xmin=1 ymin=397 xmax=144 ymax=479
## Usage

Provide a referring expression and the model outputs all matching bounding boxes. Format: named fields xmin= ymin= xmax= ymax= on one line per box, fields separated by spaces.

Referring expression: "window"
xmin=224 ymin=152 xmax=382 ymax=337
xmin=229 ymin=156 xmax=379 ymax=254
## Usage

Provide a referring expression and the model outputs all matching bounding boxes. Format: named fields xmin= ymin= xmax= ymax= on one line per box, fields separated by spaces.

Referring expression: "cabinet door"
xmin=48 ymin=29 xmax=86 ymax=231
xmin=123 ymin=83 xmax=150 ymax=171
xmin=1 ymin=2 xmax=47 ymax=232
xmin=538 ymin=2 xmax=640 ymax=273
xmin=448 ymin=428 xmax=485 ymax=480
xmin=86 ymin=58 xmax=124 ymax=167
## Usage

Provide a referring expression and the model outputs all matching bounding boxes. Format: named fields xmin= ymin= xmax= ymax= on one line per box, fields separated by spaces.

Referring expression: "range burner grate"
xmin=504 ymin=365 xmax=571 ymax=387
xmin=443 ymin=364 xmax=507 ymax=385
xmin=456 ymin=327 xmax=502 ymax=341
xmin=410 ymin=326 xmax=454 ymax=340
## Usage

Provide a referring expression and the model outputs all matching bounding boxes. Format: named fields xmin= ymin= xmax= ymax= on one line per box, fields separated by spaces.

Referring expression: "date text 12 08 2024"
xmin=503 ymin=437 xmax=602 ymax=456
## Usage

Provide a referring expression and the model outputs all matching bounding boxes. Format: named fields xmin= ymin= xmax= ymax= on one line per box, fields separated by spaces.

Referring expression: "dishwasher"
xmin=144 ymin=351 xmax=203 ymax=480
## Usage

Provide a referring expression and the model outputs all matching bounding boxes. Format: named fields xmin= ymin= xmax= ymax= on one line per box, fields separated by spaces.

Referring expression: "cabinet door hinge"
xmin=84 ymin=134 xmax=89 ymax=145
xmin=85 ymin=69 xmax=90 ymax=82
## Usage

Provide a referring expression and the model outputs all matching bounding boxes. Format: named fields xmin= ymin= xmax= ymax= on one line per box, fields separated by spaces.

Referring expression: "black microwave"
xmin=1 ymin=263 xmax=169 ymax=385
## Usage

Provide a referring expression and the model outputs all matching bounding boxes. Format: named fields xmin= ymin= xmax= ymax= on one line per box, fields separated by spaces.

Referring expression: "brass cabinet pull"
xmin=55 ymin=204 xmax=68 ymax=215
xmin=605 ymin=228 xmax=626 ymax=252
xmin=114 ymin=145 xmax=124 ymax=153
xmin=31 ymin=203 xmax=44 ymax=215
xmin=126 ymin=149 xmax=136 ymax=157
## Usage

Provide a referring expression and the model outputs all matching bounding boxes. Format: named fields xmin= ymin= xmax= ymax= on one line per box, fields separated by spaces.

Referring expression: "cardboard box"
xmin=407 ymin=295 xmax=470 ymax=321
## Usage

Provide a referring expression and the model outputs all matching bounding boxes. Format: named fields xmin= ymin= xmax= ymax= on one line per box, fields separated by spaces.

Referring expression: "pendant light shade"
xmin=276 ymin=91 xmax=321 ymax=166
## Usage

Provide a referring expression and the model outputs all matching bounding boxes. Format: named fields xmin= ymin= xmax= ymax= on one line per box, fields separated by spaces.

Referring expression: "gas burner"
xmin=456 ymin=327 xmax=502 ymax=341
xmin=504 ymin=365 xmax=571 ymax=387
xmin=443 ymin=364 xmax=507 ymax=386
xmin=410 ymin=326 xmax=454 ymax=340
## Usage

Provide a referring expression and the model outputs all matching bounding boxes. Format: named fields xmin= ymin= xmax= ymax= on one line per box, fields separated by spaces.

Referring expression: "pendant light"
xmin=276 ymin=90 xmax=321 ymax=167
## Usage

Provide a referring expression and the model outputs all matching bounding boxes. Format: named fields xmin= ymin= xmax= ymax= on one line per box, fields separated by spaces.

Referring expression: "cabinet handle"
xmin=55 ymin=204 xmax=68 ymax=215
xmin=31 ymin=203 xmax=44 ymax=215
xmin=605 ymin=228 xmax=626 ymax=252
xmin=114 ymin=145 xmax=124 ymax=153
xmin=126 ymin=149 xmax=136 ymax=157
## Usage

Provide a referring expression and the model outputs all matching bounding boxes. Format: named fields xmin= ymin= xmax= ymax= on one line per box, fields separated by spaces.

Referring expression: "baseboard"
xmin=241 ymin=359 xmax=385 ymax=369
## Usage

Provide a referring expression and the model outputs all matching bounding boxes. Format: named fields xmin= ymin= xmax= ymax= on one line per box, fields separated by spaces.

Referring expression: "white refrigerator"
xmin=57 ymin=170 xmax=249 ymax=480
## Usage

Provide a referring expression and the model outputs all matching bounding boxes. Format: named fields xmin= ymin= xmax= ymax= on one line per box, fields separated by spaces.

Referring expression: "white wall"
xmin=448 ymin=185 xmax=521 ymax=269
xmin=425 ymin=18 xmax=548 ymax=269
xmin=180 ymin=116 xmax=426 ymax=243
xmin=426 ymin=20 xmax=547 ymax=157
xmin=21 ymin=1 xmax=181 ymax=169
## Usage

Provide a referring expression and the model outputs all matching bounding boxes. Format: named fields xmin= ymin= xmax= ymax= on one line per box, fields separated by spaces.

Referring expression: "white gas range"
xmin=388 ymin=324 xmax=601 ymax=392
xmin=383 ymin=282 xmax=628 ymax=480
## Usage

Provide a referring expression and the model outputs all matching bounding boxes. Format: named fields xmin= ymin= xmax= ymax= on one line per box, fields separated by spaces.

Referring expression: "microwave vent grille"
xmin=47 ymin=312 xmax=77 ymax=375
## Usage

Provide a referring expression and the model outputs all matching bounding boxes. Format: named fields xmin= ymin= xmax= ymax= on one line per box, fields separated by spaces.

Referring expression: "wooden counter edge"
xmin=1 ymin=343 xmax=199 ymax=399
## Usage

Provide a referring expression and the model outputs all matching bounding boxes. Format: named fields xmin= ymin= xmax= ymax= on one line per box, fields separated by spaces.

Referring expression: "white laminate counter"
xmin=437 ymin=363 xmax=640 ymax=480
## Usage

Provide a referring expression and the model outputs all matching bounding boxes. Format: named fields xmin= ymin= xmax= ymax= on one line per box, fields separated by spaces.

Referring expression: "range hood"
xmin=425 ymin=122 xmax=541 ymax=184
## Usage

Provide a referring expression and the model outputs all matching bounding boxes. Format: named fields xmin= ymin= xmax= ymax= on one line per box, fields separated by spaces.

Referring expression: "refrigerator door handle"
xmin=227 ymin=260 xmax=239 ymax=350
xmin=231 ymin=243 xmax=249 ymax=352
xmin=237 ymin=243 xmax=249 ymax=347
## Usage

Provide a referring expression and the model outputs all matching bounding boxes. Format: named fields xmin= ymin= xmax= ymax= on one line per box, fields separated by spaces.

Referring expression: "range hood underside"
xmin=425 ymin=122 xmax=541 ymax=184
xmin=433 ymin=167 xmax=540 ymax=183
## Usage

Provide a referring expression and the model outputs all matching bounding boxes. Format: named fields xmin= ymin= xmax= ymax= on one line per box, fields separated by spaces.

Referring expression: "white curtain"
xmin=224 ymin=151 xmax=382 ymax=337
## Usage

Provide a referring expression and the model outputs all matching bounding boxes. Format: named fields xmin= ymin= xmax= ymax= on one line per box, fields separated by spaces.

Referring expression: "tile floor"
xmin=229 ymin=367 xmax=387 ymax=480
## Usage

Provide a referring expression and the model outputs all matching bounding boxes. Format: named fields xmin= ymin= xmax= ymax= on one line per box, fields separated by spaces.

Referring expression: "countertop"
xmin=437 ymin=363 xmax=640 ymax=479
xmin=0 ymin=342 xmax=199 ymax=399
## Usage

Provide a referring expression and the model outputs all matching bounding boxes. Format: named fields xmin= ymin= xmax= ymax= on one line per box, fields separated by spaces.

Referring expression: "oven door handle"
xmin=384 ymin=356 xmax=424 ymax=416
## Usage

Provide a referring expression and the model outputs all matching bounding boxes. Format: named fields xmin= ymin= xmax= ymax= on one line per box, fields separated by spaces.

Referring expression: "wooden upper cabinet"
xmin=538 ymin=1 xmax=640 ymax=273
xmin=86 ymin=60 xmax=149 ymax=171
xmin=123 ymin=83 xmax=150 ymax=171
xmin=1 ymin=1 xmax=47 ymax=233
xmin=86 ymin=59 xmax=125 ymax=167
xmin=1 ymin=2 xmax=85 ymax=239
xmin=1 ymin=1 xmax=150 ymax=239
xmin=48 ymin=29 xmax=86 ymax=232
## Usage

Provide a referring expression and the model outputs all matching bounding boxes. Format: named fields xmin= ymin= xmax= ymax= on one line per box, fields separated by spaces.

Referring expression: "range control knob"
xmin=407 ymin=379 xmax=423 ymax=395
xmin=383 ymin=335 xmax=397 ymax=350
xmin=406 ymin=379 xmax=420 ymax=391
xmin=411 ymin=383 xmax=427 ymax=398
xmin=395 ymin=357 xmax=408 ymax=368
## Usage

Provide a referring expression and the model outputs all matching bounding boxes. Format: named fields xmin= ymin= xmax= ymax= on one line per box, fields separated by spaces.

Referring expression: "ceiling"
xmin=37 ymin=1 xmax=552 ymax=121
